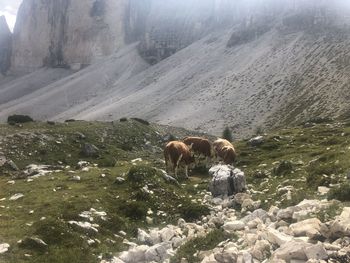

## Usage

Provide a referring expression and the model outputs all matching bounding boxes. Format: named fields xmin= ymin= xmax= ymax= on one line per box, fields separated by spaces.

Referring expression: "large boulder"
xmin=209 ymin=165 xmax=246 ymax=197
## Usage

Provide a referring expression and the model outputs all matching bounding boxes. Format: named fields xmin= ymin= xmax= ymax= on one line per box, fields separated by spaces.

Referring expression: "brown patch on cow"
xmin=183 ymin=137 xmax=212 ymax=158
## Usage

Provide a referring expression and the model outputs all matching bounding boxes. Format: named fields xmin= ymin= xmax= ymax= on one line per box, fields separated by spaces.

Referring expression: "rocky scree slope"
xmin=1 ymin=1 xmax=350 ymax=136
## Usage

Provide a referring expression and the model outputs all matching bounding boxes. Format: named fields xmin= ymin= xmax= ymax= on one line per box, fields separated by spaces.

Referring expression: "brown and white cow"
xmin=213 ymin=138 xmax=237 ymax=165
xmin=183 ymin=137 xmax=213 ymax=163
xmin=164 ymin=141 xmax=195 ymax=178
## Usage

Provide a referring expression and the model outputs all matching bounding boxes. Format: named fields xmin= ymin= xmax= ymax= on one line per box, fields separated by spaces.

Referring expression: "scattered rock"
xmin=0 ymin=243 xmax=10 ymax=254
xmin=5 ymin=160 xmax=19 ymax=171
xmin=290 ymin=218 xmax=325 ymax=239
xmin=248 ymin=136 xmax=264 ymax=147
xmin=9 ymin=193 xmax=24 ymax=201
xmin=330 ymin=207 xmax=350 ymax=238
xmin=304 ymin=243 xmax=328 ymax=260
xmin=145 ymin=242 xmax=173 ymax=262
xmin=118 ymin=245 xmax=149 ymax=263
xmin=68 ymin=221 xmax=99 ymax=233
xmin=81 ymin=143 xmax=99 ymax=157
xmin=272 ymin=240 xmax=310 ymax=261
xmin=114 ymin=177 xmax=125 ymax=184
xmin=223 ymin=220 xmax=245 ymax=233
xmin=19 ymin=237 xmax=48 ymax=252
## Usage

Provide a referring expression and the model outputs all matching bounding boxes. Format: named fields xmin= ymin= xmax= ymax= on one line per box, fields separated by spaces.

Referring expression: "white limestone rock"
xmin=330 ymin=207 xmax=350 ymax=238
xmin=0 ymin=243 xmax=10 ymax=254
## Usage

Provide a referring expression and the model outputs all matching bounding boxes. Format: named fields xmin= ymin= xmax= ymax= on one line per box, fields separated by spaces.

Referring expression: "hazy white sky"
xmin=0 ymin=0 xmax=22 ymax=31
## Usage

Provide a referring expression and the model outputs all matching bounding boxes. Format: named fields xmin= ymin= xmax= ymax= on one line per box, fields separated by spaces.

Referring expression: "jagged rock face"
xmin=12 ymin=0 xmax=128 ymax=73
xmin=0 ymin=16 xmax=12 ymax=75
xmin=12 ymin=0 xmax=350 ymax=72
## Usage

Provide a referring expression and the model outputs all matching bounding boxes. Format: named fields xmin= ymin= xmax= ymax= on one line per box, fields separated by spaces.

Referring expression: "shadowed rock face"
xmin=3 ymin=0 xmax=350 ymax=136
xmin=0 ymin=16 xmax=12 ymax=75
xmin=11 ymin=0 xmax=350 ymax=72
xmin=10 ymin=0 xmax=240 ymax=72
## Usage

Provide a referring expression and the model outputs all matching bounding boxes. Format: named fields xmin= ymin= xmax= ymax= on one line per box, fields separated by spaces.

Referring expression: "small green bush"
xmin=120 ymin=117 xmax=128 ymax=122
xmin=179 ymin=201 xmax=210 ymax=222
xmin=120 ymin=201 xmax=148 ymax=220
xmin=126 ymin=165 xmax=157 ymax=184
xmin=328 ymin=183 xmax=350 ymax=202
xmin=222 ymin=127 xmax=233 ymax=142
xmin=97 ymin=156 xmax=116 ymax=167
xmin=7 ymin=114 xmax=34 ymax=124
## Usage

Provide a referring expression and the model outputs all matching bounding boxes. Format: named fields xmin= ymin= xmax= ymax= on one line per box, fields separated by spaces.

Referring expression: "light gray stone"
xmin=223 ymin=221 xmax=245 ymax=233
xmin=263 ymin=227 xmax=293 ymax=246
xmin=330 ymin=207 xmax=350 ymax=238
xmin=290 ymin=218 xmax=324 ymax=239
xmin=119 ymin=245 xmax=149 ymax=263
xmin=209 ymin=165 xmax=246 ymax=197
xmin=304 ymin=243 xmax=328 ymax=260
xmin=145 ymin=242 xmax=173 ymax=262
xmin=272 ymin=241 xmax=311 ymax=262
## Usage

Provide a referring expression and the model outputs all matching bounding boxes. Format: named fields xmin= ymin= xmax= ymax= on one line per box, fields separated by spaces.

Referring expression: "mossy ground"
xmin=0 ymin=119 xmax=350 ymax=262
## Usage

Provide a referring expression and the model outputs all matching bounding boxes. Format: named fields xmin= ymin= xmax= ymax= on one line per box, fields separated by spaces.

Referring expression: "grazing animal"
xmin=164 ymin=141 xmax=195 ymax=178
xmin=213 ymin=138 xmax=237 ymax=165
xmin=183 ymin=137 xmax=212 ymax=161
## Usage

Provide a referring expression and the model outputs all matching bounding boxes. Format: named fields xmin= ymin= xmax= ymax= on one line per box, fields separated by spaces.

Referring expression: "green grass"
xmin=1 ymin=119 xmax=350 ymax=262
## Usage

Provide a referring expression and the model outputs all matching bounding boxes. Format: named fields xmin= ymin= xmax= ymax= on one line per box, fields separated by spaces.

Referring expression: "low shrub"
xmin=97 ymin=156 xmax=116 ymax=167
xmin=126 ymin=165 xmax=157 ymax=185
xmin=179 ymin=201 xmax=210 ymax=222
xmin=120 ymin=201 xmax=148 ymax=220
xmin=7 ymin=114 xmax=34 ymax=124
xmin=119 ymin=117 xmax=128 ymax=122
xmin=328 ymin=183 xmax=350 ymax=202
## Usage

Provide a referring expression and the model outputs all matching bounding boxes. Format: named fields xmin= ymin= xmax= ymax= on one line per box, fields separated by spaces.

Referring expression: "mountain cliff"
xmin=2 ymin=0 xmax=350 ymax=136
xmin=0 ymin=16 xmax=12 ymax=75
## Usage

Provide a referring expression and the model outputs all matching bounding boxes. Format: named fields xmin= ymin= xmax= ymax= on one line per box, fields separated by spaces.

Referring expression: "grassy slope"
xmin=0 ymin=119 xmax=350 ymax=262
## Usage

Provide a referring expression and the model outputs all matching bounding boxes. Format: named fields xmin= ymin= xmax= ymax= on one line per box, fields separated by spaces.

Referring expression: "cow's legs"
xmin=174 ymin=165 xmax=178 ymax=179
xmin=175 ymin=154 xmax=183 ymax=178
xmin=185 ymin=165 xmax=189 ymax=179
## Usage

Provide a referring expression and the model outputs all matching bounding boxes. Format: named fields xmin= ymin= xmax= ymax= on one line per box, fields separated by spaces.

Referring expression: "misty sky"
xmin=0 ymin=0 xmax=22 ymax=31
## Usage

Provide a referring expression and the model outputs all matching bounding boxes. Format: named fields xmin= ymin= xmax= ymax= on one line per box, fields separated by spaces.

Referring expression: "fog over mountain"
xmin=1 ymin=0 xmax=350 ymax=136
